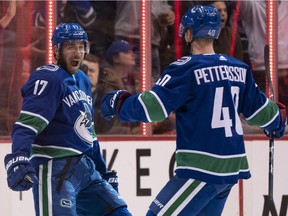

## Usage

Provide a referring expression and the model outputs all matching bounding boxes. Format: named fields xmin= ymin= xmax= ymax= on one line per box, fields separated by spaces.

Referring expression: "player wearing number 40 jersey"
xmin=4 ymin=23 xmax=132 ymax=216
xmin=101 ymin=5 xmax=287 ymax=216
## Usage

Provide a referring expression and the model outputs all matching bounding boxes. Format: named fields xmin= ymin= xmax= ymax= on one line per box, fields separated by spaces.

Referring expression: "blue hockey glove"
xmin=264 ymin=102 xmax=287 ymax=138
xmin=102 ymin=170 xmax=119 ymax=192
xmin=100 ymin=90 xmax=132 ymax=120
xmin=4 ymin=152 xmax=38 ymax=191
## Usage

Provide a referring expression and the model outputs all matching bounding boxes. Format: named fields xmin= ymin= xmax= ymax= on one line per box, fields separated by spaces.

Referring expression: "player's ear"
xmin=53 ymin=45 xmax=60 ymax=60
xmin=185 ymin=28 xmax=193 ymax=43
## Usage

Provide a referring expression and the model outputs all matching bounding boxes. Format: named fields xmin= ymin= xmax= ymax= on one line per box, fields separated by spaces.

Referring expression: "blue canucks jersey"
xmin=11 ymin=64 xmax=106 ymax=171
xmin=118 ymin=54 xmax=281 ymax=184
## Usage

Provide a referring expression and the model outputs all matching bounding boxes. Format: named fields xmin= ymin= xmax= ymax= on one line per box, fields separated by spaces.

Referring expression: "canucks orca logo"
xmin=74 ymin=103 xmax=93 ymax=144
xmin=79 ymin=104 xmax=92 ymax=128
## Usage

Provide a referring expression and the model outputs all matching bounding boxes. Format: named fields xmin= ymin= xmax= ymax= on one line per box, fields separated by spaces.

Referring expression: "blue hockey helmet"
xmin=179 ymin=5 xmax=221 ymax=39
xmin=52 ymin=23 xmax=90 ymax=53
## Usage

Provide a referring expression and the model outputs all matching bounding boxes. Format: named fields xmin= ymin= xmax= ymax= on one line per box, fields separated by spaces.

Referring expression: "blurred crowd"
xmin=0 ymin=0 xmax=287 ymax=136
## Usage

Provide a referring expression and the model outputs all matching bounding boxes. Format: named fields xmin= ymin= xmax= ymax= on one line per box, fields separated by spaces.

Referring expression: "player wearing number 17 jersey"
xmin=4 ymin=23 xmax=132 ymax=216
xmin=101 ymin=5 xmax=287 ymax=216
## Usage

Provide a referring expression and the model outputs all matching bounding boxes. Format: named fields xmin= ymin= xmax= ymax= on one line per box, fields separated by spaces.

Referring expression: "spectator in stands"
xmin=209 ymin=1 xmax=243 ymax=60
xmin=0 ymin=0 xmax=33 ymax=136
xmin=80 ymin=53 xmax=101 ymax=104
xmin=114 ymin=1 xmax=175 ymax=84
xmin=238 ymin=1 xmax=288 ymax=102
xmin=0 ymin=0 xmax=16 ymax=74
xmin=88 ymin=1 xmax=117 ymax=59
xmin=0 ymin=0 xmax=16 ymax=29
xmin=59 ymin=1 xmax=116 ymax=59
xmin=238 ymin=1 xmax=288 ymax=134
xmin=57 ymin=1 xmax=96 ymax=29
xmin=0 ymin=0 xmax=16 ymax=135
xmin=95 ymin=40 xmax=140 ymax=134
xmin=101 ymin=40 xmax=139 ymax=98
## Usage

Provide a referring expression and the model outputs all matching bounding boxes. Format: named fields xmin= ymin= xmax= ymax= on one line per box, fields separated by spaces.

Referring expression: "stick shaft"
xmin=264 ymin=44 xmax=275 ymax=201
xmin=268 ymin=136 xmax=274 ymax=201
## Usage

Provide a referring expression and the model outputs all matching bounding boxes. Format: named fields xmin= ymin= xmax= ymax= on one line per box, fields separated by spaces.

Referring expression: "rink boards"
xmin=0 ymin=139 xmax=287 ymax=216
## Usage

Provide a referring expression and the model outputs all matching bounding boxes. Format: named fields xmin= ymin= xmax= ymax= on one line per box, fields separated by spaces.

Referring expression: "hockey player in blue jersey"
xmin=4 ymin=23 xmax=132 ymax=216
xmin=100 ymin=5 xmax=287 ymax=216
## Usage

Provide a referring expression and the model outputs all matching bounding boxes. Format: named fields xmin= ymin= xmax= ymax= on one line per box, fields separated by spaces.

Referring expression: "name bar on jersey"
xmin=194 ymin=65 xmax=247 ymax=85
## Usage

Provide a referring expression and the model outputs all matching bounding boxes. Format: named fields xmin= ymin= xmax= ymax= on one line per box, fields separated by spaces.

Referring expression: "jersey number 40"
xmin=212 ymin=86 xmax=243 ymax=137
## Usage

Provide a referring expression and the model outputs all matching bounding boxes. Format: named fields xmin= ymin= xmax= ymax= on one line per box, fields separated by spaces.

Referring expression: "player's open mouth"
xmin=71 ymin=61 xmax=79 ymax=67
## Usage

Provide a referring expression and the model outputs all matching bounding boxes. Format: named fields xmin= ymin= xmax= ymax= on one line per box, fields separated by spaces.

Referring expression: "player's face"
xmin=61 ymin=41 xmax=86 ymax=74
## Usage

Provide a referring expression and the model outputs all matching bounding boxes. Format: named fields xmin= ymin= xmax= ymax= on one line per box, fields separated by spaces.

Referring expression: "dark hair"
xmin=199 ymin=1 xmax=228 ymax=8
xmin=84 ymin=53 xmax=101 ymax=63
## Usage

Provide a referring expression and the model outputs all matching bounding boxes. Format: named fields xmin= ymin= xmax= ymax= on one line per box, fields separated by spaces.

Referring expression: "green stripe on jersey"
xmin=176 ymin=151 xmax=249 ymax=175
xmin=140 ymin=91 xmax=166 ymax=121
xmin=41 ymin=163 xmax=49 ymax=216
xmin=162 ymin=180 xmax=202 ymax=216
xmin=17 ymin=112 xmax=48 ymax=134
xmin=91 ymin=122 xmax=97 ymax=139
xmin=31 ymin=146 xmax=81 ymax=158
xmin=247 ymin=100 xmax=278 ymax=127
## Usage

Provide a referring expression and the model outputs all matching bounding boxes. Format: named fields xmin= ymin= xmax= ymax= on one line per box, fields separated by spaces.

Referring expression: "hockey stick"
xmin=264 ymin=44 xmax=275 ymax=202
xmin=24 ymin=175 xmax=35 ymax=183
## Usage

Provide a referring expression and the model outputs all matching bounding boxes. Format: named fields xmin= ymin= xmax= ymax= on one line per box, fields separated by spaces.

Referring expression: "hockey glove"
xmin=4 ymin=152 xmax=38 ymax=191
xmin=100 ymin=90 xmax=132 ymax=120
xmin=102 ymin=170 xmax=119 ymax=192
xmin=264 ymin=102 xmax=287 ymax=138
